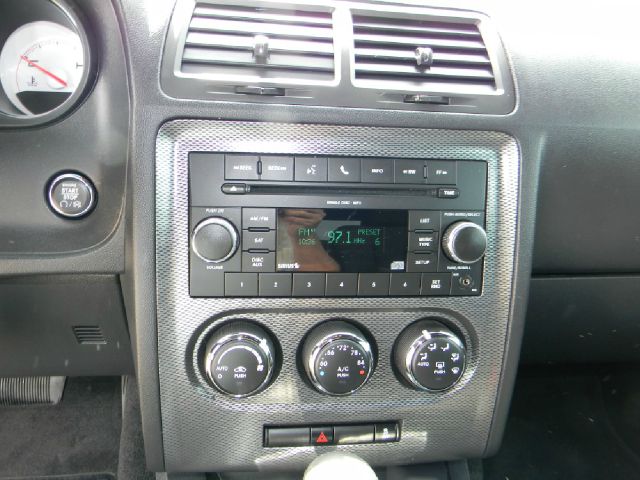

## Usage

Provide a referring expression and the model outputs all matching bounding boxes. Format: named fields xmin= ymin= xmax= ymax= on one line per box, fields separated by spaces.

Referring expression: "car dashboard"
xmin=1 ymin=0 xmax=639 ymax=478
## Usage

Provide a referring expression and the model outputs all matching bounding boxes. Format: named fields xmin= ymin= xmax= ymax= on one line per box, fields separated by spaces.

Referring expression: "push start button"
xmin=47 ymin=172 xmax=96 ymax=219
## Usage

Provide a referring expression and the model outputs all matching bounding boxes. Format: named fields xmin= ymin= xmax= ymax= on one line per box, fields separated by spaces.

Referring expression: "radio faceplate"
xmin=189 ymin=154 xmax=487 ymax=298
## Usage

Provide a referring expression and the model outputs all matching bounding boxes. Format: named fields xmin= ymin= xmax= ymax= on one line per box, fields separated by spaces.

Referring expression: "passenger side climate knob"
xmin=191 ymin=217 xmax=239 ymax=263
xmin=394 ymin=320 xmax=466 ymax=392
xmin=204 ymin=321 xmax=276 ymax=397
xmin=442 ymin=221 xmax=487 ymax=264
xmin=302 ymin=320 xmax=374 ymax=396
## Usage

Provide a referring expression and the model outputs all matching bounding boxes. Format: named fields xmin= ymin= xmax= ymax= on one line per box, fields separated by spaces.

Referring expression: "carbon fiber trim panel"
xmin=155 ymin=120 xmax=519 ymax=472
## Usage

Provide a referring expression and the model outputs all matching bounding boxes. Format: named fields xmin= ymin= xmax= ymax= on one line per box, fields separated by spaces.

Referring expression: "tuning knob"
xmin=442 ymin=221 xmax=487 ymax=264
xmin=302 ymin=321 xmax=374 ymax=396
xmin=191 ymin=217 xmax=239 ymax=263
xmin=203 ymin=321 xmax=276 ymax=397
xmin=394 ymin=320 xmax=466 ymax=392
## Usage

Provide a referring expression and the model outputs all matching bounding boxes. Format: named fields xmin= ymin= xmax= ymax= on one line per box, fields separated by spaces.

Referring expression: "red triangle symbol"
xmin=316 ymin=432 xmax=329 ymax=444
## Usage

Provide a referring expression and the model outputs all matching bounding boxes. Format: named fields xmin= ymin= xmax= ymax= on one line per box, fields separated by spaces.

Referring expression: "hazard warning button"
xmin=311 ymin=426 xmax=334 ymax=446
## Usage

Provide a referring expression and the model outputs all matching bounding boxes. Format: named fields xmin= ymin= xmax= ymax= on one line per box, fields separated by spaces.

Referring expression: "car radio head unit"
xmin=188 ymin=153 xmax=487 ymax=298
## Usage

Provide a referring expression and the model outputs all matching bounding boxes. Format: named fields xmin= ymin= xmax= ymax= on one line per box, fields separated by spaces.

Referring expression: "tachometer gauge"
xmin=0 ymin=20 xmax=85 ymax=117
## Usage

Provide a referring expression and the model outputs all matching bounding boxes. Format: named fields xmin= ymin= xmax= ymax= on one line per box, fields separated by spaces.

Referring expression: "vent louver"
xmin=352 ymin=14 xmax=496 ymax=92
xmin=72 ymin=326 xmax=106 ymax=345
xmin=181 ymin=2 xmax=335 ymax=83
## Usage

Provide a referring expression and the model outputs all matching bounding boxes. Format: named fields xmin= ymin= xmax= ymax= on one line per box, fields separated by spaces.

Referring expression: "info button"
xmin=361 ymin=158 xmax=393 ymax=183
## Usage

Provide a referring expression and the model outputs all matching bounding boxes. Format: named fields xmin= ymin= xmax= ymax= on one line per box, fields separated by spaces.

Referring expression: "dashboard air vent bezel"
xmin=161 ymin=0 xmax=515 ymax=114
xmin=179 ymin=1 xmax=337 ymax=85
xmin=351 ymin=11 xmax=497 ymax=94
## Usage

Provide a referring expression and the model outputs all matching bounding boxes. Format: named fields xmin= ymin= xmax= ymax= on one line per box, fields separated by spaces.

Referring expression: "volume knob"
xmin=191 ymin=217 xmax=239 ymax=263
xmin=442 ymin=221 xmax=487 ymax=264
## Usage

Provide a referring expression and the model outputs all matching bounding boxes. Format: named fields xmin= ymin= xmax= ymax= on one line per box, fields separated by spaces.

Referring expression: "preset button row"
xmin=225 ymin=272 xmax=453 ymax=297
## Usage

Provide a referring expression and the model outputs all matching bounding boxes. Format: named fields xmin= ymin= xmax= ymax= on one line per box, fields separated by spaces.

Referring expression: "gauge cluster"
xmin=0 ymin=0 xmax=94 ymax=127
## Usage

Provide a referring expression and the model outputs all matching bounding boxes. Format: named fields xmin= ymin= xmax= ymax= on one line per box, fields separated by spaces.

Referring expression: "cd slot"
xmin=234 ymin=183 xmax=439 ymax=197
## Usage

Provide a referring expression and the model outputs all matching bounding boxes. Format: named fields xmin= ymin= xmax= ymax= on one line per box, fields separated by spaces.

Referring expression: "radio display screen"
xmin=276 ymin=209 xmax=408 ymax=273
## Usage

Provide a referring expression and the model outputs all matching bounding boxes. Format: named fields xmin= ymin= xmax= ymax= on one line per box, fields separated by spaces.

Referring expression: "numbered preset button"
xmin=259 ymin=274 xmax=292 ymax=297
xmin=225 ymin=273 xmax=258 ymax=296
xmin=325 ymin=274 xmax=358 ymax=296
xmin=389 ymin=273 xmax=421 ymax=296
xmin=293 ymin=274 xmax=326 ymax=297
xmin=358 ymin=274 xmax=390 ymax=296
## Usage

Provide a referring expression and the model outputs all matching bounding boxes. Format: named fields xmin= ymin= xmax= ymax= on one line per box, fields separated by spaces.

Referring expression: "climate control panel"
xmin=200 ymin=318 xmax=466 ymax=399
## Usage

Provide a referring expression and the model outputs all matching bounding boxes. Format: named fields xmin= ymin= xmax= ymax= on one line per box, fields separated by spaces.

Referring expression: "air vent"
xmin=72 ymin=326 xmax=106 ymax=345
xmin=180 ymin=2 xmax=335 ymax=83
xmin=352 ymin=14 xmax=496 ymax=93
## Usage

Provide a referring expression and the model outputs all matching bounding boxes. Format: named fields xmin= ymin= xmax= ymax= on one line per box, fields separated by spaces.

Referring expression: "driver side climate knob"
xmin=442 ymin=221 xmax=487 ymax=264
xmin=191 ymin=217 xmax=239 ymax=263
xmin=394 ymin=320 xmax=466 ymax=392
xmin=302 ymin=320 xmax=374 ymax=396
xmin=204 ymin=321 xmax=276 ymax=398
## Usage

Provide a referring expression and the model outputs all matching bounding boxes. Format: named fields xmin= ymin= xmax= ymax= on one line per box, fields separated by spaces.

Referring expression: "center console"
xmin=155 ymin=120 xmax=520 ymax=472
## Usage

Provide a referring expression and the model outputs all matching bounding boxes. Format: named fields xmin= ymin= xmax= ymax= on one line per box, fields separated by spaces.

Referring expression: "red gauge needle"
xmin=20 ymin=55 xmax=68 ymax=87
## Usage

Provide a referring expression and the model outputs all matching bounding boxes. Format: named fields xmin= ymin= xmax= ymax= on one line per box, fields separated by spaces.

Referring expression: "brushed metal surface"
xmin=155 ymin=120 xmax=519 ymax=472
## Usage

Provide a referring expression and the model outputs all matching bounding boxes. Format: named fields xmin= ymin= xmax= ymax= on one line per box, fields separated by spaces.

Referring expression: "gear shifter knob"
xmin=304 ymin=452 xmax=378 ymax=480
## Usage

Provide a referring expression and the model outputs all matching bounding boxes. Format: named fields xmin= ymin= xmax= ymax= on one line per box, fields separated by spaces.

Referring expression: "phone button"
xmin=328 ymin=158 xmax=361 ymax=183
